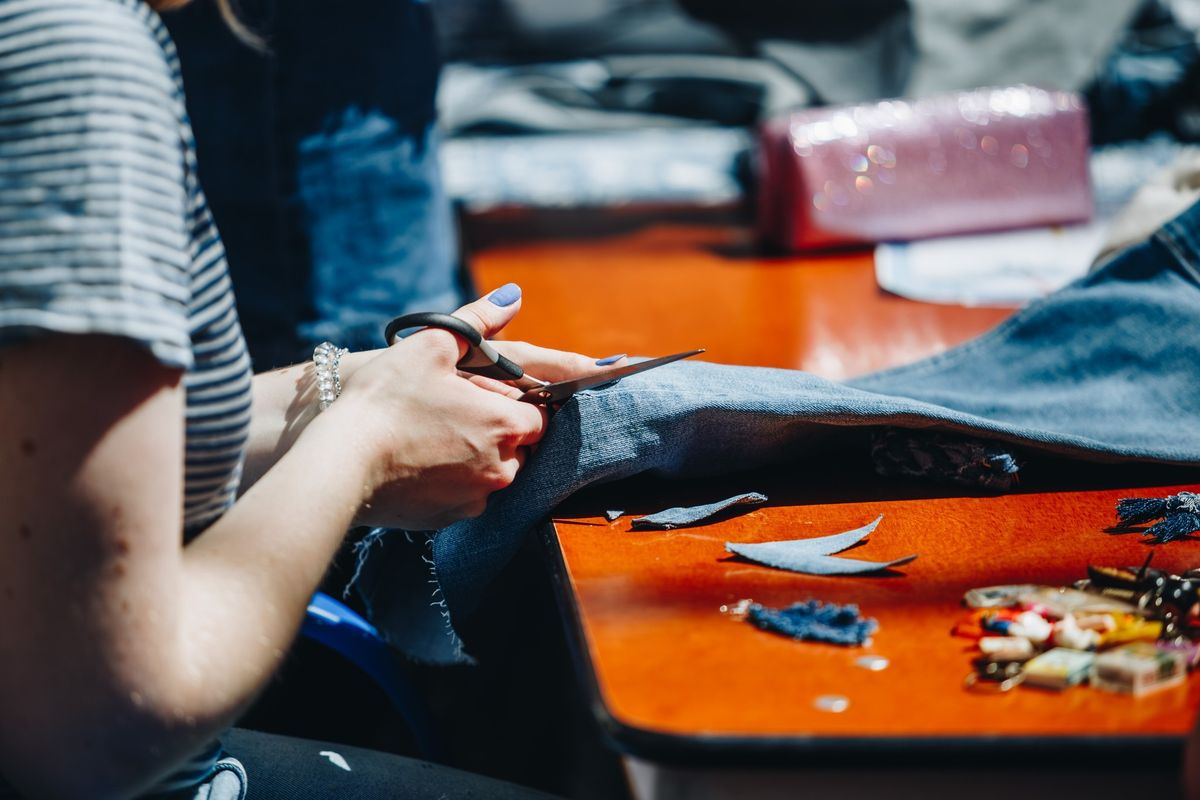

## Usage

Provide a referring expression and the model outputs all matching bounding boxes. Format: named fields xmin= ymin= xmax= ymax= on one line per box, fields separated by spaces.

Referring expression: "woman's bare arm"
xmin=0 ymin=334 xmax=373 ymax=797
xmin=0 ymin=293 xmax=554 ymax=798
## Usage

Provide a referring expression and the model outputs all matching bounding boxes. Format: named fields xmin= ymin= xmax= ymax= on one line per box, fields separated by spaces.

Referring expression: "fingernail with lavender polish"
xmin=488 ymin=283 xmax=522 ymax=307
xmin=596 ymin=353 xmax=626 ymax=366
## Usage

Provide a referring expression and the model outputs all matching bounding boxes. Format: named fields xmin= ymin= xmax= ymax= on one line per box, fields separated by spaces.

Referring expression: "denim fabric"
xmin=357 ymin=199 xmax=1200 ymax=664
xmin=746 ymin=600 xmax=878 ymax=646
xmin=295 ymin=116 xmax=460 ymax=353
xmin=724 ymin=515 xmax=918 ymax=575
xmin=733 ymin=515 xmax=881 ymax=559
xmin=629 ymin=492 xmax=767 ymax=530
xmin=1116 ymin=491 xmax=1200 ymax=543
xmin=730 ymin=548 xmax=916 ymax=576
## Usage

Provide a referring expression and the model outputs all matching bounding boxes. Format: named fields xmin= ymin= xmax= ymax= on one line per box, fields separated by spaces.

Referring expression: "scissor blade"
xmin=520 ymin=348 xmax=704 ymax=404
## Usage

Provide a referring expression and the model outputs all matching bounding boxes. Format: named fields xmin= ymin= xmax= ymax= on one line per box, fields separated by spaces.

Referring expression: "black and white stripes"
xmin=0 ymin=0 xmax=253 ymax=792
xmin=0 ymin=0 xmax=252 ymax=535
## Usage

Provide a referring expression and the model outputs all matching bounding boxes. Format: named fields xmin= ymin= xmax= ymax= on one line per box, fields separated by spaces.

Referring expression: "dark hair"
xmin=148 ymin=0 xmax=265 ymax=49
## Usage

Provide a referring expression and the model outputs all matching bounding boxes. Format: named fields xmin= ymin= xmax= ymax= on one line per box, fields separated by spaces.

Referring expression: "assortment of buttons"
xmin=957 ymin=557 xmax=1196 ymax=695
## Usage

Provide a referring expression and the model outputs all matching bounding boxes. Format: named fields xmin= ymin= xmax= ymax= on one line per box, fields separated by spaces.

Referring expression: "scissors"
xmin=383 ymin=312 xmax=703 ymax=406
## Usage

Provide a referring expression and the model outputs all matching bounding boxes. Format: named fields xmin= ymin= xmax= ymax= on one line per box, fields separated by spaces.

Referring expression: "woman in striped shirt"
xmin=0 ymin=0 xmax=613 ymax=796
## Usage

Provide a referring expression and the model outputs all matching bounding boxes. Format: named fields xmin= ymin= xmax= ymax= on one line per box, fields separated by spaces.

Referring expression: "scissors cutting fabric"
xmin=383 ymin=312 xmax=703 ymax=406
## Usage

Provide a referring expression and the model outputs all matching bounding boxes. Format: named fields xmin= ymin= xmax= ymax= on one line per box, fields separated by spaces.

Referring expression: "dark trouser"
xmin=221 ymin=728 xmax=560 ymax=799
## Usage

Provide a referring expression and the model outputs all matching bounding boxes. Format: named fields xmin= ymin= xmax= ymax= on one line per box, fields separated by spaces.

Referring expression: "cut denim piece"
xmin=731 ymin=515 xmax=882 ymax=559
xmin=870 ymin=430 xmax=1021 ymax=491
xmin=1116 ymin=491 xmax=1200 ymax=543
xmin=746 ymin=600 xmax=878 ymax=646
xmin=744 ymin=552 xmax=916 ymax=575
xmin=355 ymin=198 xmax=1200 ymax=664
xmin=630 ymin=492 xmax=768 ymax=530
xmin=725 ymin=515 xmax=918 ymax=575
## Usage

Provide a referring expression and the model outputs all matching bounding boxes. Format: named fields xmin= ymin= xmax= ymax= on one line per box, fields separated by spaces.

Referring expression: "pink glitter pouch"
xmin=756 ymin=86 xmax=1093 ymax=250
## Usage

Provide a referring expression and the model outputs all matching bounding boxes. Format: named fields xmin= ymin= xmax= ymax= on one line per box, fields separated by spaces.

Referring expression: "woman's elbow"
xmin=0 ymin=682 xmax=216 ymax=799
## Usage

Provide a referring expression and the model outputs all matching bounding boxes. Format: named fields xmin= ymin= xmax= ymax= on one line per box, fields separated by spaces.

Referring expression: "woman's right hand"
xmin=328 ymin=285 xmax=549 ymax=530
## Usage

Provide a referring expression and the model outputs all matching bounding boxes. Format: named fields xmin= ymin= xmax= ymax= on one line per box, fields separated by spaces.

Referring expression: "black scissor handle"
xmin=383 ymin=312 xmax=526 ymax=381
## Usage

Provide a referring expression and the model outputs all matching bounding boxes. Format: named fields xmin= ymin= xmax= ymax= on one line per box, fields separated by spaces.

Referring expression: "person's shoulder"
xmin=0 ymin=0 xmax=174 ymax=78
xmin=0 ymin=0 xmax=180 ymax=122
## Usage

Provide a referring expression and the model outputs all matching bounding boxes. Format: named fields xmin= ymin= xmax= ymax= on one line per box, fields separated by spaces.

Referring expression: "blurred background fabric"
xmin=167 ymin=0 xmax=464 ymax=368
xmin=430 ymin=0 xmax=1200 ymax=212
xmin=166 ymin=0 xmax=1200 ymax=317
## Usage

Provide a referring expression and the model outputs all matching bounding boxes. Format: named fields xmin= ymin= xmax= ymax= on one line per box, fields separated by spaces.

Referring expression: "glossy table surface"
xmin=470 ymin=214 xmax=1011 ymax=379
xmin=472 ymin=213 xmax=1200 ymax=760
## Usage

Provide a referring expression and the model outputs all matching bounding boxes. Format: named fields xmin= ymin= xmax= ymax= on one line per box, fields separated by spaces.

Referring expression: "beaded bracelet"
xmin=313 ymin=341 xmax=349 ymax=411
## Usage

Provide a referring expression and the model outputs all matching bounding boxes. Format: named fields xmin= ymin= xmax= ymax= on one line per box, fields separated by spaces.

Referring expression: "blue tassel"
xmin=1146 ymin=512 xmax=1200 ymax=544
xmin=1116 ymin=497 xmax=1170 ymax=526
xmin=1116 ymin=492 xmax=1200 ymax=544
xmin=746 ymin=599 xmax=878 ymax=646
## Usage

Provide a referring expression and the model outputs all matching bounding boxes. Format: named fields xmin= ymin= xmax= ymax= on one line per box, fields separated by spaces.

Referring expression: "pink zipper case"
xmin=757 ymin=86 xmax=1093 ymax=250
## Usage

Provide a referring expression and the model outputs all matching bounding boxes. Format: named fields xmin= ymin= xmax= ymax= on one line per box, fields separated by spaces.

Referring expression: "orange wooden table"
xmin=471 ymin=213 xmax=1200 ymax=798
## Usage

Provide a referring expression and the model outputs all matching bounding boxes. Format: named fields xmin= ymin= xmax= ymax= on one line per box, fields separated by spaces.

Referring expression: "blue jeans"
xmin=355 ymin=197 xmax=1200 ymax=664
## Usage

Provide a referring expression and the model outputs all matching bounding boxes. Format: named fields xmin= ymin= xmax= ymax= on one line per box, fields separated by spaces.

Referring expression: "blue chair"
xmin=302 ymin=592 xmax=442 ymax=759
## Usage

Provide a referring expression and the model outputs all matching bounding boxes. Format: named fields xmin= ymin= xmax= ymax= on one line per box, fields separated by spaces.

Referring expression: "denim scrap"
xmin=604 ymin=510 xmax=624 ymax=522
xmin=730 ymin=515 xmax=882 ymax=558
xmin=355 ymin=198 xmax=1200 ymax=664
xmin=746 ymin=600 xmax=878 ymax=646
xmin=870 ymin=429 xmax=1021 ymax=491
xmin=630 ymin=492 xmax=768 ymax=530
xmin=295 ymin=115 xmax=461 ymax=355
xmin=725 ymin=515 xmax=917 ymax=575
xmin=1116 ymin=491 xmax=1200 ymax=543
xmin=730 ymin=551 xmax=917 ymax=576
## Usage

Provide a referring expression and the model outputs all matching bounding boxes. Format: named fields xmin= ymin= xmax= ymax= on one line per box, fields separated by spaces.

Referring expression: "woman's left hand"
xmin=243 ymin=288 xmax=626 ymax=494
xmin=340 ymin=342 xmax=626 ymax=394
xmin=486 ymin=341 xmax=627 ymax=386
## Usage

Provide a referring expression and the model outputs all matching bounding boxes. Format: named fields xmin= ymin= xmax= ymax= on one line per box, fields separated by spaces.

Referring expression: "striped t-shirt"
xmin=0 ymin=0 xmax=252 ymax=793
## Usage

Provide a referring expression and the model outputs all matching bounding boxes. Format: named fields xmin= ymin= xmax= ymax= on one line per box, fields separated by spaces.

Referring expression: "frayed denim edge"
xmin=345 ymin=528 xmax=472 ymax=665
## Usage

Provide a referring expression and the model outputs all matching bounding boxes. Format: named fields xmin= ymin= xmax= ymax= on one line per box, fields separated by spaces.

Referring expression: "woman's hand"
xmin=246 ymin=283 xmax=620 ymax=528
xmin=336 ymin=312 xmax=628 ymax=392
xmin=332 ymin=284 xmax=616 ymax=530
xmin=487 ymin=340 xmax=628 ymax=385
xmin=335 ymin=337 xmax=545 ymax=529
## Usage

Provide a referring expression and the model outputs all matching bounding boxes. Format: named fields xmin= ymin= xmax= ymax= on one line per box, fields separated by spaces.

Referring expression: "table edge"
xmin=540 ymin=519 xmax=1184 ymax=768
